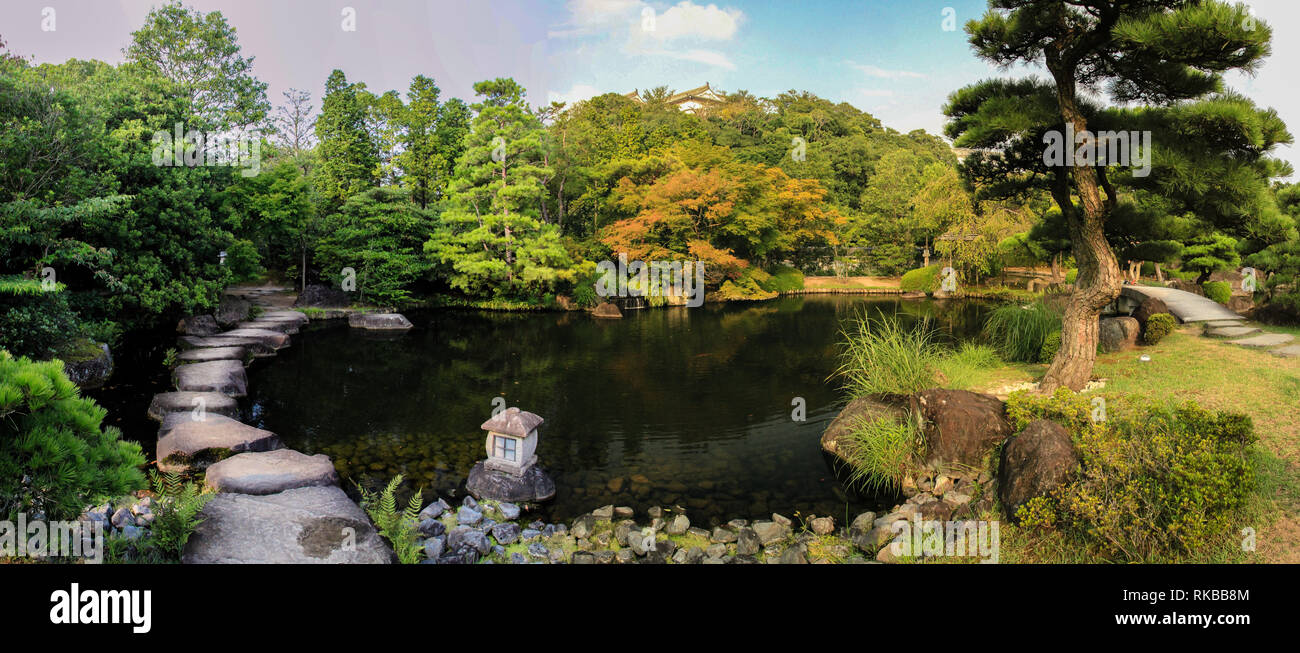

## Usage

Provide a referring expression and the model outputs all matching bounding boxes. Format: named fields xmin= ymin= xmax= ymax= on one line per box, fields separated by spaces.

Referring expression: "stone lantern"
xmin=466 ymin=406 xmax=555 ymax=504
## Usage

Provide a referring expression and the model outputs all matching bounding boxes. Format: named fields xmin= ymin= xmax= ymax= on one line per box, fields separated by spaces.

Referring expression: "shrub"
xmin=358 ymin=474 xmax=424 ymax=564
xmin=1064 ymin=268 xmax=1078 ymax=284
xmin=0 ymin=281 xmax=79 ymax=360
xmin=0 ymin=350 xmax=146 ymax=520
xmin=1039 ymin=330 xmax=1062 ymax=362
xmin=759 ymin=265 xmax=805 ymax=293
xmin=982 ymin=300 xmax=1063 ymax=363
xmin=1143 ymin=313 xmax=1176 ymax=345
xmin=716 ymin=273 xmax=777 ymax=301
xmin=1007 ymin=390 xmax=1257 ymax=562
xmin=836 ymin=314 xmax=939 ymax=398
xmin=837 ymin=412 xmax=922 ymax=492
xmin=1203 ymin=281 xmax=1232 ymax=305
xmin=900 ymin=265 xmax=941 ymax=292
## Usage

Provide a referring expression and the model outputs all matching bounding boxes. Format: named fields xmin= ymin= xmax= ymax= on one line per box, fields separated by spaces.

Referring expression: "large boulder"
xmin=998 ymin=419 xmax=1080 ymax=522
xmin=820 ymin=396 xmax=908 ymax=460
xmin=177 ymin=314 xmax=221 ymax=336
xmin=1130 ymin=296 xmax=1170 ymax=331
xmin=204 ymin=449 xmax=339 ymax=495
xmin=1098 ymin=316 xmax=1140 ymax=353
xmin=293 ymin=284 xmax=352 ymax=308
xmin=1166 ymin=279 xmax=1204 ymax=296
xmin=147 ymin=391 xmax=240 ymax=422
xmin=182 ymin=486 xmax=392 ymax=563
xmin=465 ymin=461 xmax=556 ymax=503
xmin=62 ymin=341 xmax=113 ymax=390
xmin=347 ymin=312 xmax=413 ymax=330
xmin=911 ymin=389 xmax=1013 ymax=468
xmin=592 ymin=302 xmax=622 ymax=319
xmin=213 ymin=296 xmax=251 ymax=328
xmin=156 ymin=414 xmax=281 ymax=473
xmin=173 ymin=359 xmax=248 ymax=397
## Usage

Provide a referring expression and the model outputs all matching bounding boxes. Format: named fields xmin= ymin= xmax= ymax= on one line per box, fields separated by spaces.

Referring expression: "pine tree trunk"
xmin=1039 ymin=77 xmax=1122 ymax=393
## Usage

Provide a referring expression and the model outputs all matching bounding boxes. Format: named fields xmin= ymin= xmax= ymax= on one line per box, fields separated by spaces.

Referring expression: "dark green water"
xmin=245 ymin=295 xmax=990 ymax=526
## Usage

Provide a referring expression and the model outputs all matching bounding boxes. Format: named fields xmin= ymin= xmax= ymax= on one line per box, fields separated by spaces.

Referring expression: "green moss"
xmin=56 ymin=337 xmax=104 ymax=363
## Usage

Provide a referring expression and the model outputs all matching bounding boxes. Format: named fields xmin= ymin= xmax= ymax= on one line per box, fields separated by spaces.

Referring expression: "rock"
xmin=497 ymin=502 xmax=521 ymax=520
xmin=606 ymin=477 xmax=624 ymax=493
xmin=527 ymin=542 xmax=549 ymax=558
xmin=810 ymin=516 xmax=834 ymax=535
xmin=203 ymin=449 xmax=339 ymax=495
xmin=772 ymin=513 xmax=792 ymax=528
xmin=849 ymin=512 xmax=877 ymax=536
xmin=592 ymin=302 xmax=622 ymax=319
xmin=293 ymin=284 xmax=352 ymax=308
xmin=615 ymin=549 xmax=636 ymax=564
xmin=172 ymin=360 xmax=248 ymax=397
xmin=943 ymin=492 xmax=972 ymax=506
xmin=592 ymin=504 xmax=615 ymax=521
xmin=183 ymin=486 xmax=391 ymax=563
xmin=147 ymin=391 xmax=239 ymax=422
xmin=1130 ymin=296 xmax=1170 ymax=331
xmin=736 ymin=528 xmax=760 ymax=555
xmin=852 ymin=525 xmax=895 ymax=555
xmin=912 ymin=389 xmax=1013 ymax=468
xmin=1227 ymin=295 xmax=1254 ymax=314
xmin=448 ymin=527 xmax=491 ymax=555
xmin=62 ymin=342 xmax=113 ymax=390
xmin=520 ymin=528 xmax=541 ymax=541
xmin=424 ymin=537 xmax=444 ymax=560
xmin=752 ymin=521 xmax=788 ymax=546
xmin=461 ymin=496 xmax=478 ymax=509
xmin=465 ymin=461 xmax=556 ymax=503
xmin=705 ymin=543 xmax=727 ymax=559
xmin=820 ymin=396 xmax=908 ymax=459
xmin=1098 ymin=316 xmax=1140 ymax=353
xmin=647 ymin=506 xmax=663 ymax=519
xmin=347 ymin=313 xmax=413 ymax=330
xmin=177 ymin=314 xmax=221 ymax=336
xmin=491 ymin=522 xmax=520 ymax=545
xmin=571 ymin=514 xmax=596 ymax=539
xmin=156 ymin=414 xmax=282 ymax=473
xmin=175 ymin=346 xmax=248 ymax=364
xmin=121 ymin=525 xmax=143 ymax=540
xmin=779 ymin=546 xmax=808 ymax=564
xmin=236 ymin=318 xmax=300 ymax=335
xmin=571 ymin=551 xmax=596 ymax=564
xmin=999 ymin=419 xmax=1080 ymax=522
xmin=418 ymin=498 xmax=449 ymax=521
xmin=1228 ymin=333 xmax=1295 ymax=348
xmin=418 ymin=519 xmax=445 ymax=538
xmin=213 ymin=296 xmax=251 ymax=328
xmin=178 ymin=335 xmax=279 ymax=358
xmin=111 ymin=507 xmax=133 ymax=529
xmin=219 ymin=328 xmax=291 ymax=350
xmin=457 ymin=506 xmax=482 ymax=526
xmin=614 ymin=506 xmax=634 ymax=519
xmin=710 ymin=526 xmax=738 ymax=544
xmin=666 ymin=514 xmax=690 ymax=535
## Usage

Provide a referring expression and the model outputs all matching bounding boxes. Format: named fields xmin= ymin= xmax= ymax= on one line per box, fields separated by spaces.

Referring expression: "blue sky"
xmin=0 ymin=0 xmax=1296 ymax=173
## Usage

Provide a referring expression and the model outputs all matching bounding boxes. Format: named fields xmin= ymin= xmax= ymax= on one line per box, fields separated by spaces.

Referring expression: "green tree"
xmin=315 ymin=69 xmax=379 ymax=209
xmin=314 ymin=187 xmax=434 ymax=306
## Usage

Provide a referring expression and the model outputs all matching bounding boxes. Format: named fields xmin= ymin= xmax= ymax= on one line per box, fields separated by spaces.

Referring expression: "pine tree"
xmin=314 ymin=70 xmax=378 ymax=209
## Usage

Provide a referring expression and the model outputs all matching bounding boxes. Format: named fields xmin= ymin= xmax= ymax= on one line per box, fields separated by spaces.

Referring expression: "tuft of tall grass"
xmin=835 ymin=313 xmax=940 ymax=398
xmin=982 ymin=300 xmax=1062 ymax=363
xmin=933 ymin=342 xmax=1002 ymax=389
xmin=837 ymin=412 xmax=922 ymax=492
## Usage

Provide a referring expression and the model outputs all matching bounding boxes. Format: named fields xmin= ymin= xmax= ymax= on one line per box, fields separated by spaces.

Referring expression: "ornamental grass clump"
xmin=981 ymin=300 xmax=1062 ymax=363
xmin=837 ymin=412 xmax=922 ymax=493
xmin=835 ymin=313 xmax=939 ymax=398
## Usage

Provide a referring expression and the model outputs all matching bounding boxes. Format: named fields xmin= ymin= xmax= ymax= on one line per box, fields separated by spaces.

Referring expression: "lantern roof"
xmin=480 ymin=407 xmax=543 ymax=437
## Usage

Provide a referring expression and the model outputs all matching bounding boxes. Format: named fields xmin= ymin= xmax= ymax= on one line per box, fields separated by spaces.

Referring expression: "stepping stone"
xmin=1205 ymin=320 xmax=1245 ymax=328
xmin=179 ymin=335 xmax=278 ymax=357
xmin=173 ymin=359 xmax=248 ymax=397
xmin=258 ymin=310 xmax=310 ymax=325
xmin=177 ymin=314 xmax=221 ymax=336
xmin=156 ymin=414 xmax=281 ymax=473
xmin=1270 ymin=345 xmax=1300 ymax=358
xmin=237 ymin=318 xmax=300 ymax=335
xmin=1227 ymin=333 xmax=1296 ymax=349
xmin=218 ymin=328 xmax=290 ymax=350
xmin=175 ymin=346 xmax=248 ymax=364
xmin=204 ymin=449 xmax=339 ymax=495
xmin=1207 ymin=326 xmax=1261 ymax=338
xmin=182 ymin=486 xmax=392 ymax=564
xmin=147 ymin=391 xmax=239 ymax=422
xmin=347 ymin=312 xmax=413 ymax=330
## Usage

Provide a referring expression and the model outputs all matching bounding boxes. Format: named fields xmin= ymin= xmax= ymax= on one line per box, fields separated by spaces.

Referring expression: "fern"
xmin=358 ymin=474 xmax=424 ymax=564
xmin=147 ymin=469 xmax=214 ymax=559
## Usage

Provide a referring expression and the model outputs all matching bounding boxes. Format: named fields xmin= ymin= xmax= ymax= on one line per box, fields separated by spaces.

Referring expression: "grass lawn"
xmin=963 ymin=324 xmax=1300 ymax=563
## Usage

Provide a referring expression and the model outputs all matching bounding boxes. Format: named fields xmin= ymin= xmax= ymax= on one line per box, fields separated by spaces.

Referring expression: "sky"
xmin=1 ymin=0 xmax=1297 ymax=175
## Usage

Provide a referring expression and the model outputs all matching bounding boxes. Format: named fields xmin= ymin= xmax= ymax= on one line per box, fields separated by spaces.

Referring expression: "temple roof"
xmin=480 ymin=407 xmax=543 ymax=437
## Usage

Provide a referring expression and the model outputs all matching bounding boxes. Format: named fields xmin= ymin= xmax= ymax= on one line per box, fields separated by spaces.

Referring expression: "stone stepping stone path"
xmin=173 ymin=359 xmax=248 ymax=397
xmin=1207 ymin=325 xmax=1261 ymax=338
xmin=156 ymin=414 xmax=282 ymax=473
xmin=182 ymin=486 xmax=391 ymax=564
xmin=179 ymin=334 xmax=279 ymax=357
xmin=218 ymin=327 xmax=291 ymax=350
xmin=176 ymin=346 xmax=248 ymax=364
xmin=1227 ymin=333 xmax=1295 ymax=349
xmin=148 ymin=391 xmax=239 ymax=422
xmin=1270 ymin=345 xmax=1300 ymax=358
xmin=347 ymin=312 xmax=414 ymax=330
xmin=204 ymin=449 xmax=339 ymax=495
xmin=1205 ymin=320 xmax=1244 ymax=328
xmin=235 ymin=319 xmax=300 ymax=335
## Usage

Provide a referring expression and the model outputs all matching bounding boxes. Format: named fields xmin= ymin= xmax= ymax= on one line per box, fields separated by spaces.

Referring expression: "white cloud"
xmin=647 ymin=1 xmax=743 ymax=41
xmin=647 ymin=47 xmax=735 ymax=70
xmin=547 ymin=83 xmax=603 ymax=106
xmin=552 ymin=0 xmax=743 ymax=69
xmin=846 ymin=61 xmax=925 ymax=80
xmin=549 ymin=0 xmax=643 ymax=37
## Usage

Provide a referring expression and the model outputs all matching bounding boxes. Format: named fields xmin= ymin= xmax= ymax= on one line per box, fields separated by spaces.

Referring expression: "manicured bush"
xmin=759 ymin=265 xmax=805 ymax=293
xmin=900 ymin=265 xmax=941 ymax=292
xmin=1203 ymin=281 xmax=1232 ymax=305
xmin=982 ymin=300 xmax=1063 ymax=363
xmin=836 ymin=314 xmax=939 ymax=398
xmin=1039 ymin=330 xmax=1062 ymax=362
xmin=1142 ymin=313 xmax=1176 ymax=345
xmin=1007 ymin=390 xmax=1256 ymax=562
xmin=0 ymin=350 xmax=146 ymax=520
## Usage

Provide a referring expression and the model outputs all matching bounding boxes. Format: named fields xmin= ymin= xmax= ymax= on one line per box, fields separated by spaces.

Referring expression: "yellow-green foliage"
xmin=1203 ymin=281 xmax=1232 ymax=305
xmin=1006 ymin=390 xmax=1256 ymax=562
xmin=1143 ymin=313 xmax=1176 ymax=345
xmin=838 ymin=412 xmax=922 ymax=492
xmin=358 ymin=474 xmax=424 ymax=564
xmin=716 ymin=272 xmax=778 ymax=301
xmin=1038 ymin=330 xmax=1062 ymax=362
xmin=900 ymin=265 xmax=941 ymax=292
xmin=759 ymin=265 xmax=805 ymax=292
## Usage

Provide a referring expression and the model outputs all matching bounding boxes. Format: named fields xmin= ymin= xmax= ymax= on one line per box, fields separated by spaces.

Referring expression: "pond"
xmin=240 ymin=295 xmax=992 ymax=526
